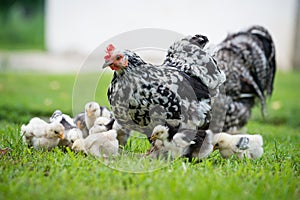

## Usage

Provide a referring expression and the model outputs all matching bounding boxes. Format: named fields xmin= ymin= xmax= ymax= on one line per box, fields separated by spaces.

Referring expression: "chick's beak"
xmin=58 ymin=132 xmax=65 ymax=140
xmin=150 ymin=135 xmax=156 ymax=141
xmin=102 ymin=60 xmax=113 ymax=68
xmin=213 ymin=145 xmax=218 ymax=151
xmin=87 ymin=110 xmax=92 ymax=117
xmin=76 ymin=121 xmax=82 ymax=129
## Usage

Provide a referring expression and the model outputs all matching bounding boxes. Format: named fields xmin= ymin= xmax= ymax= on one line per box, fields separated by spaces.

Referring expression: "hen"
xmin=103 ymin=35 xmax=225 ymax=138
xmin=210 ymin=25 xmax=276 ymax=132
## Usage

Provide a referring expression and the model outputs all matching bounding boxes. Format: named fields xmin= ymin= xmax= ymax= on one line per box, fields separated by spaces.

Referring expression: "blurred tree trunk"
xmin=294 ymin=0 xmax=300 ymax=69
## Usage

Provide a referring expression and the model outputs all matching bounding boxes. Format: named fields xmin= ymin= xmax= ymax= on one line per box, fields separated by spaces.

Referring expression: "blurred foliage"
xmin=0 ymin=0 xmax=45 ymax=50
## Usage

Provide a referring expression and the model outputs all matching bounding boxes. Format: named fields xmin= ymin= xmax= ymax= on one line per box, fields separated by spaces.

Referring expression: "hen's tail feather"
xmin=240 ymin=64 xmax=267 ymax=118
xmin=245 ymin=25 xmax=276 ymax=96
xmin=215 ymin=25 xmax=276 ymax=117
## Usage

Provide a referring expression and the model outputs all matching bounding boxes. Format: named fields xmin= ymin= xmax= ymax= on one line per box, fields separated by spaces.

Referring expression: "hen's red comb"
xmin=104 ymin=44 xmax=115 ymax=60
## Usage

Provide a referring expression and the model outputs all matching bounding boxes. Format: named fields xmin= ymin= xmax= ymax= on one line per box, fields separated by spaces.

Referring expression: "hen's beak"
xmin=58 ymin=132 xmax=65 ymax=140
xmin=102 ymin=60 xmax=113 ymax=68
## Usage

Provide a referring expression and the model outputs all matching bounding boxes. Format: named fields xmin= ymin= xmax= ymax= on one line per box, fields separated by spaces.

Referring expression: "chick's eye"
xmin=215 ymin=143 xmax=219 ymax=147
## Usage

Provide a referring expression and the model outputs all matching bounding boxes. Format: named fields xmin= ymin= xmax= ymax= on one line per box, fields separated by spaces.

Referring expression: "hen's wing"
xmin=163 ymin=34 xmax=226 ymax=94
xmin=108 ymin=61 xmax=212 ymax=136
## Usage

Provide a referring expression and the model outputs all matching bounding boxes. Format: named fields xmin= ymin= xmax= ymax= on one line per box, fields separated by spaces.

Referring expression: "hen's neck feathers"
xmin=114 ymin=50 xmax=147 ymax=76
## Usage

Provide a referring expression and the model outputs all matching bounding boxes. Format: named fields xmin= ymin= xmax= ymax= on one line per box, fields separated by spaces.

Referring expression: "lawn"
xmin=0 ymin=71 xmax=299 ymax=200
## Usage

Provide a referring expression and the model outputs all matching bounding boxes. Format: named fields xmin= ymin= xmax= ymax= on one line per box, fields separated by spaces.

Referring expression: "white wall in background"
xmin=46 ymin=0 xmax=298 ymax=70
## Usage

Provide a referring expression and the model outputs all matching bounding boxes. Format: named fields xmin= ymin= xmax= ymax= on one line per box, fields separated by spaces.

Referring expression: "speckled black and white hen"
xmin=103 ymin=35 xmax=225 ymax=137
xmin=210 ymin=25 xmax=276 ymax=133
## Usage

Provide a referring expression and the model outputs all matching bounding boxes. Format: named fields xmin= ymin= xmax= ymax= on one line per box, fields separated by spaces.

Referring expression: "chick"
xmin=89 ymin=117 xmax=114 ymax=134
xmin=85 ymin=102 xmax=101 ymax=130
xmin=146 ymin=139 xmax=168 ymax=159
xmin=89 ymin=116 xmax=130 ymax=147
xmin=74 ymin=112 xmax=89 ymax=138
xmin=58 ymin=128 xmax=84 ymax=147
xmin=213 ymin=132 xmax=263 ymax=159
xmin=67 ymin=128 xmax=84 ymax=143
xmin=99 ymin=105 xmax=113 ymax=119
xmin=84 ymin=102 xmax=114 ymax=130
xmin=20 ymin=117 xmax=65 ymax=149
xmin=49 ymin=109 xmax=83 ymax=146
xmin=72 ymin=129 xmax=119 ymax=157
xmin=150 ymin=125 xmax=215 ymax=161
xmin=50 ymin=110 xmax=76 ymax=129
xmin=150 ymin=125 xmax=194 ymax=158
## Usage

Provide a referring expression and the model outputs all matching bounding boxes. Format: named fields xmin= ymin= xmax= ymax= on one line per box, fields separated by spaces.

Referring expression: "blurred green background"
xmin=0 ymin=0 xmax=44 ymax=50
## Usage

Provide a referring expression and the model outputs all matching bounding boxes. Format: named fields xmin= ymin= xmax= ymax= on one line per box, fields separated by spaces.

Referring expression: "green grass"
xmin=0 ymin=71 xmax=299 ymax=200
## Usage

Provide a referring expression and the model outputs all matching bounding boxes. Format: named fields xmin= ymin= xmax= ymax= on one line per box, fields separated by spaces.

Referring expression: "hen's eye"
xmin=115 ymin=55 xmax=121 ymax=60
xmin=54 ymin=130 xmax=59 ymax=134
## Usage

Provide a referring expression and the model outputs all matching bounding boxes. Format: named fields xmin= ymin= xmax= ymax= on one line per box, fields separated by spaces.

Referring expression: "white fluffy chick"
xmin=90 ymin=116 xmax=130 ymax=147
xmin=49 ymin=109 xmax=82 ymax=146
xmin=84 ymin=102 xmax=114 ymax=130
xmin=20 ymin=117 xmax=65 ymax=149
xmin=146 ymin=139 xmax=168 ymax=159
xmin=85 ymin=102 xmax=101 ymax=130
xmin=150 ymin=125 xmax=214 ymax=160
xmin=50 ymin=110 xmax=76 ymax=129
xmin=67 ymin=128 xmax=83 ymax=143
xmin=74 ymin=112 xmax=89 ymax=138
xmin=58 ymin=128 xmax=84 ymax=147
xmin=213 ymin=132 xmax=263 ymax=159
xmin=72 ymin=129 xmax=119 ymax=157
xmin=150 ymin=125 xmax=193 ymax=158
xmin=99 ymin=105 xmax=113 ymax=119
xmin=89 ymin=117 xmax=114 ymax=134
